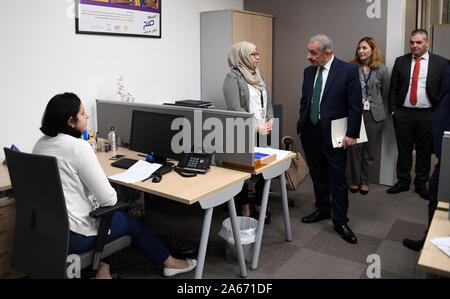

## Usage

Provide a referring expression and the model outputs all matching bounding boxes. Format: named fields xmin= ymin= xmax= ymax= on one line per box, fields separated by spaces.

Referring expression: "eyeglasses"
xmin=250 ymin=52 xmax=260 ymax=57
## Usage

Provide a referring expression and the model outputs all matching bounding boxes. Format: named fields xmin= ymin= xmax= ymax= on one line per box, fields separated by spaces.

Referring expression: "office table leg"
xmin=195 ymin=207 xmax=213 ymax=279
xmin=227 ymin=198 xmax=248 ymax=278
xmin=279 ymin=173 xmax=292 ymax=242
xmin=196 ymin=181 xmax=246 ymax=279
xmin=251 ymin=178 xmax=272 ymax=270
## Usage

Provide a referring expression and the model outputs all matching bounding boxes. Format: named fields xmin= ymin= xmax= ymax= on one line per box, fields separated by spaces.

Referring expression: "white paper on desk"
xmin=254 ymin=147 xmax=291 ymax=161
xmin=108 ymin=160 xmax=162 ymax=184
xmin=430 ymin=237 xmax=450 ymax=257
xmin=331 ymin=117 xmax=368 ymax=148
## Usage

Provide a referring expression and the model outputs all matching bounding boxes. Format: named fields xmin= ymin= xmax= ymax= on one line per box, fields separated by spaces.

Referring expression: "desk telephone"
xmin=176 ymin=153 xmax=212 ymax=174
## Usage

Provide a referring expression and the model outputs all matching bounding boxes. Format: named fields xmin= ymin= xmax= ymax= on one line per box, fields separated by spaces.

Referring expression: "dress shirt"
xmin=33 ymin=133 xmax=117 ymax=236
xmin=403 ymin=51 xmax=432 ymax=108
xmin=314 ymin=55 xmax=334 ymax=118
xmin=248 ymin=83 xmax=268 ymax=125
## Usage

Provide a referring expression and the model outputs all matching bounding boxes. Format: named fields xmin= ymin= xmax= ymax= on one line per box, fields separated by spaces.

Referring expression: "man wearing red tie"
xmin=387 ymin=29 xmax=448 ymax=199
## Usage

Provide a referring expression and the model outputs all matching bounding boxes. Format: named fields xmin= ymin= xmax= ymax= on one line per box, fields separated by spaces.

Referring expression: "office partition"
xmin=438 ymin=132 xmax=450 ymax=203
xmin=96 ymin=100 xmax=255 ymax=167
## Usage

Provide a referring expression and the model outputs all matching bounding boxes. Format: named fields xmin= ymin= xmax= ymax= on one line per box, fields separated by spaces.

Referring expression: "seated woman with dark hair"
xmin=33 ymin=92 xmax=196 ymax=279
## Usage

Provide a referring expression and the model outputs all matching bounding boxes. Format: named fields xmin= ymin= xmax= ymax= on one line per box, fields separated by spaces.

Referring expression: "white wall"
xmin=379 ymin=0 xmax=406 ymax=186
xmin=0 ymin=0 xmax=243 ymax=160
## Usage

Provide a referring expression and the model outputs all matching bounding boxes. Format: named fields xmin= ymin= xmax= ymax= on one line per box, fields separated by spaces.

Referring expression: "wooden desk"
xmin=98 ymin=148 xmax=251 ymax=279
xmin=99 ymin=149 xmax=250 ymax=206
xmin=232 ymin=152 xmax=296 ymax=270
xmin=0 ymin=164 xmax=11 ymax=192
xmin=0 ymin=164 xmax=23 ymax=279
xmin=417 ymin=207 xmax=450 ymax=278
xmin=437 ymin=201 xmax=449 ymax=211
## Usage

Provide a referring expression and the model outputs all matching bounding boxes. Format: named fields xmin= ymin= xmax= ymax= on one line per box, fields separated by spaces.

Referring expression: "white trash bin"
xmin=218 ymin=216 xmax=258 ymax=264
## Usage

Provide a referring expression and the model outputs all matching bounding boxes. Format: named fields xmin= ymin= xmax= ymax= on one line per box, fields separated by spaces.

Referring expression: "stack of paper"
xmin=108 ymin=160 xmax=162 ymax=184
xmin=430 ymin=237 xmax=450 ymax=257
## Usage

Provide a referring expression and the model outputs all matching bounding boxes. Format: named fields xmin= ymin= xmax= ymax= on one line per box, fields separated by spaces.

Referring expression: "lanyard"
xmin=363 ymin=69 xmax=372 ymax=86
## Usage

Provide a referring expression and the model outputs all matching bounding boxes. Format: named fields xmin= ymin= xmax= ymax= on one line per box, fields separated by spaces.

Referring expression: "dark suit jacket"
xmin=433 ymin=64 xmax=450 ymax=159
xmin=297 ymin=57 xmax=363 ymax=144
xmin=388 ymin=52 xmax=448 ymax=113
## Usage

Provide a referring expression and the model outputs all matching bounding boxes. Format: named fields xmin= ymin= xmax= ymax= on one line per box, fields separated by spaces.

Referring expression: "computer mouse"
xmin=152 ymin=175 xmax=162 ymax=183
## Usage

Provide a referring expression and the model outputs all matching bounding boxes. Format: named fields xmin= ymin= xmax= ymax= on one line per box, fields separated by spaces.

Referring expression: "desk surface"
xmin=417 ymin=207 xmax=450 ymax=277
xmin=252 ymin=152 xmax=296 ymax=175
xmin=437 ymin=201 xmax=449 ymax=211
xmin=0 ymin=164 xmax=12 ymax=192
xmin=98 ymin=148 xmax=251 ymax=205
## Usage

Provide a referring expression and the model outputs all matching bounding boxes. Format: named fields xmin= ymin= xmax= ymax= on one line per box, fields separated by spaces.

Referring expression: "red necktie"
xmin=410 ymin=57 xmax=422 ymax=106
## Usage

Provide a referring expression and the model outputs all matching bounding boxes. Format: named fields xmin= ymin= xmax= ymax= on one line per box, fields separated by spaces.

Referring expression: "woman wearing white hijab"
xmin=223 ymin=41 xmax=274 ymax=223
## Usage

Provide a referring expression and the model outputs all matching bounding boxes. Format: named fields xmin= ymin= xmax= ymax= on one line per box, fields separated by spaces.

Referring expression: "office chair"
xmin=3 ymin=148 xmax=132 ymax=279
xmin=270 ymin=104 xmax=295 ymax=208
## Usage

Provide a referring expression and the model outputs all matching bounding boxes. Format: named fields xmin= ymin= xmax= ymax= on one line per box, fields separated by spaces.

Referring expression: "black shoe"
xmin=301 ymin=210 xmax=331 ymax=224
xmin=359 ymin=185 xmax=369 ymax=195
xmin=334 ymin=224 xmax=357 ymax=244
xmin=403 ymin=238 xmax=424 ymax=252
xmin=386 ymin=183 xmax=409 ymax=194
xmin=349 ymin=185 xmax=359 ymax=193
xmin=414 ymin=187 xmax=429 ymax=200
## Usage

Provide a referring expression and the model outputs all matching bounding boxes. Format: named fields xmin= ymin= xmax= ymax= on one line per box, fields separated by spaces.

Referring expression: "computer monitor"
xmin=129 ymin=110 xmax=187 ymax=164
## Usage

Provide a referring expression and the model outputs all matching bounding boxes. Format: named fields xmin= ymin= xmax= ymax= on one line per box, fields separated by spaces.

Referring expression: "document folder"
xmin=331 ymin=117 xmax=368 ymax=148
xmin=174 ymin=100 xmax=212 ymax=108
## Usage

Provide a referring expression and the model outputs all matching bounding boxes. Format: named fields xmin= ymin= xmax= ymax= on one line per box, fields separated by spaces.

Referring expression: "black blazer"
xmin=388 ymin=52 xmax=448 ymax=113
xmin=297 ymin=57 xmax=362 ymax=142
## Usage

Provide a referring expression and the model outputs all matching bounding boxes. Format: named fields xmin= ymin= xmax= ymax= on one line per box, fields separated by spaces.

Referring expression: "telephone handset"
xmin=177 ymin=152 xmax=212 ymax=174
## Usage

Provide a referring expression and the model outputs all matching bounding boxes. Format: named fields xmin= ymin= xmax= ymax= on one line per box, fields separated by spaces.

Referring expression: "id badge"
xmin=364 ymin=101 xmax=370 ymax=111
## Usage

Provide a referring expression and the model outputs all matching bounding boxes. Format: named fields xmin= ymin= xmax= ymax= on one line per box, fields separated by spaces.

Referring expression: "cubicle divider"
xmin=96 ymin=100 xmax=255 ymax=167
xmin=438 ymin=132 xmax=450 ymax=203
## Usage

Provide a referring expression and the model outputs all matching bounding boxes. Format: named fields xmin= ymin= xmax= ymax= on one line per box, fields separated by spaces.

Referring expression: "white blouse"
xmin=248 ymin=84 xmax=268 ymax=125
xmin=33 ymin=133 xmax=117 ymax=236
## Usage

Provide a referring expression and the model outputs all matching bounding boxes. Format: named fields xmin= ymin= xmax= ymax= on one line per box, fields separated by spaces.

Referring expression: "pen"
xmin=142 ymin=175 xmax=153 ymax=182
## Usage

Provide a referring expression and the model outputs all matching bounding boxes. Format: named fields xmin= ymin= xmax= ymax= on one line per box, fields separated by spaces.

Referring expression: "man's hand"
xmin=342 ymin=136 xmax=357 ymax=149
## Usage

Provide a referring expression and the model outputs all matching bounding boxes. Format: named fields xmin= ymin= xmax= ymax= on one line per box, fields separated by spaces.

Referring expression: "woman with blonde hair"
xmin=348 ymin=37 xmax=389 ymax=195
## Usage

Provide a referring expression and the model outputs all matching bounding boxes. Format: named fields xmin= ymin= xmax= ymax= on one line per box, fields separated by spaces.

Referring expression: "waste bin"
xmin=218 ymin=216 xmax=258 ymax=264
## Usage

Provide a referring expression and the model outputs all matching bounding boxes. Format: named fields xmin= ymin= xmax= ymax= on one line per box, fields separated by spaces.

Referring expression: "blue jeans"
xmin=69 ymin=212 xmax=169 ymax=266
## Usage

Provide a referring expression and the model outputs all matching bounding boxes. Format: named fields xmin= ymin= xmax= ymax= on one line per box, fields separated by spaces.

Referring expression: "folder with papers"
xmin=331 ymin=117 xmax=368 ymax=148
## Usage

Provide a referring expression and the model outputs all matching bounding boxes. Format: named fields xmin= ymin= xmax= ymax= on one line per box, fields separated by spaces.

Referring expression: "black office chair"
xmin=3 ymin=148 xmax=132 ymax=279
xmin=271 ymin=104 xmax=295 ymax=207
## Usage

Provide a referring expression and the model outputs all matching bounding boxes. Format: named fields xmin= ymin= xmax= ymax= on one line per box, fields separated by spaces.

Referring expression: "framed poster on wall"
xmin=75 ymin=0 xmax=161 ymax=38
